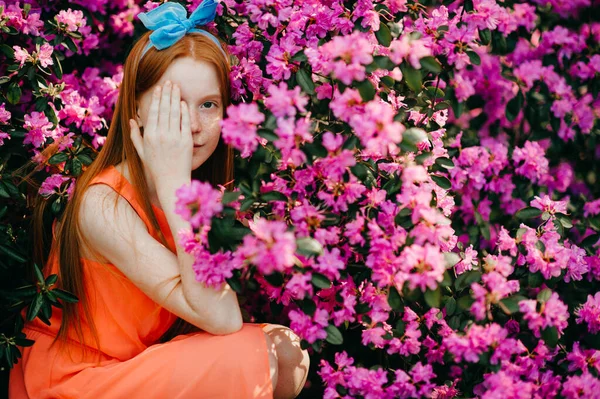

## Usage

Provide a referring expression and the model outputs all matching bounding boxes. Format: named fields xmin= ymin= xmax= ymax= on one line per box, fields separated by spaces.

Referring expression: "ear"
xmin=135 ymin=104 xmax=143 ymax=127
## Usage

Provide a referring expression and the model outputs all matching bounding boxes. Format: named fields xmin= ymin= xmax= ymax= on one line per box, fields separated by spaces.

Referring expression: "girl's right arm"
xmin=79 ymin=183 xmax=243 ymax=336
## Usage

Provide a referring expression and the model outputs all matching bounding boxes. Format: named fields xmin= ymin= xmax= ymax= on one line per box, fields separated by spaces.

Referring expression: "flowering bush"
xmin=1 ymin=0 xmax=600 ymax=397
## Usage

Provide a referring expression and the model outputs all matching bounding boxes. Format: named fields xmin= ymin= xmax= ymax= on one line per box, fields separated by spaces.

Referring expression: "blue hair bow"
xmin=137 ymin=0 xmax=226 ymax=58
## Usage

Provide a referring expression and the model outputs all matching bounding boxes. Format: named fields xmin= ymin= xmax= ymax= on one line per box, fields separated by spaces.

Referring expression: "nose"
xmin=189 ymin=107 xmax=201 ymax=134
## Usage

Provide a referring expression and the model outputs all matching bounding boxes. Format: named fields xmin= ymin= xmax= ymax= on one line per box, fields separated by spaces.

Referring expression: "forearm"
xmin=156 ymin=179 xmax=243 ymax=331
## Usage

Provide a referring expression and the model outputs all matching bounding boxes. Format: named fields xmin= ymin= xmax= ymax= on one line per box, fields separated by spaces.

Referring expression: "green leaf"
xmin=443 ymin=252 xmax=461 ymax=268
xmin=499 ymin=295 xmax=527 ymax=314
xmin=261 ymin=191 xmax=288 ymax=202
xmin=52 ymin=52 xmax=63 ymax=79
xmin=431 ymin=175 xmax=452 ymax=190
xmin=454 ymin=270 xmax=482 ymax=291
xmin=555 ymin=213 xmax=573 ymax=229
xmin=311 ymin=273 xmax=332 ymax=289
xmin=265 ymin=272 xmax=284 ymax=287
xmin=51 ymin=288 xmax=79 ymax=303
xmin=479 ymin=28 xmax=492 ymax=45
xmin=222 ymin=191 xmax=241 ymax=205
xmin=537 ymin=288 xmax=552 ymax=303
xmin=26 ymin=293 xmax=44 ymax=321
xmin=402 ymin=65 xmax=422 ymax=92
xmin=0 ymin=76 xmax=10 ymax=85
xmin=375 ymin=23 xmax=392 ymax=47
xmin=45 ymin=274 xmax=58 ymax=287
xmin=435 ymin=157 xmax=455 ymax=169
xmin=0 ymin=44 xmax=14 ymax=58
xmin=402 ymin=127 xmax=427 ymax=146
xmin=515 ymin=207 xmax=542 ymax=219
xmin=420 ymin=56 xmax=442 ymax=74
xmin=296 ymin=237 xmax=323 ymax=257
xmin=387 ymin=286 xmax=403 ymax=310
xmin=0 ymin=182 xmax=9 ymax=198
xmin=467 ymin=51 xmax=481 ymax=66
xmin=70 ymin=158 xmax=83 ymax=176
xmin=0 ymin=244 xmax=27 ymax=264
xmin=541 ymin=326 xmax=559 ymax=347
xmin=296 ymin=68 xmax=315 ymax=95
xmin=325 ymin=324 xmax=343 ymax=345
xmin=445 ymin=297 xmax=457 ymax=316
xmin=424 ymin=287 xmax=441 ymax=308
xmin=7 ymin=82 xmax=21 ymax=104
xmin=48 ymin=152 xmax=69 ymax=165
xmin=357 ymin=79 xmax=376 ymax=102
xmin=506 ymin=90 xmax=524 ymax=122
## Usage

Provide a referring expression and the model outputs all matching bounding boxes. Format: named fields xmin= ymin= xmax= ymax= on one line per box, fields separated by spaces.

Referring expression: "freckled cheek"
xmin=198 ymin=112 xmax=223 ymax=139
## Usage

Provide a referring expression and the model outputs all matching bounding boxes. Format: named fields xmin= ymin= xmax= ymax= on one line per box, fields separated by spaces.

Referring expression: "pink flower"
xmin=39 ymin=174 xmax=74 ymax=198
xmin=55 ymin=9 xmax=86 ymax=32
xmin=395 ymin=244 xmax=446 ymax=292
xmin=23 ymin=111 xmax=53 ymax=148
xmin=175 ymin=180 xmax=223 ymax=229
xmin=37 ymin=43 xmax=54 ymax=68
xmin=519 ymin=292 xmax=569 ymax=337
xmin=576 ymin=292 xmax=600 ymax=334
xmin=456 ymin=245 xmax=478 ymax=275
xmin=237 ymin=219 xmax=296 ymax=275
xmin=220 ymin=102 xmax=265 ymax=158
xmin=12 ymin=45 xmax=30 ymax=67
xmin=530 ymin=194 xmax=568 ymax=215
xmin=289 ymin=308 xmax=329 ymax=344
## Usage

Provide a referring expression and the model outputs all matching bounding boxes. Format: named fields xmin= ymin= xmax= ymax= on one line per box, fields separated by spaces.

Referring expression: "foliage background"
xmin=0 ymin=0 xmax=599 ymax=397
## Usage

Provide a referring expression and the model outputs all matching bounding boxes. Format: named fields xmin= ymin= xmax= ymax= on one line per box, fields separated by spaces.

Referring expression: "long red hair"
xmin=32 ymin=30 xmax=235 ymax=354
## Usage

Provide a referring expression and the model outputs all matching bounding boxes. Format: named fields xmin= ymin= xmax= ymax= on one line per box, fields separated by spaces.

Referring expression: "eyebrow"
xmin=184 ymin=93 xmax=221 ymax=101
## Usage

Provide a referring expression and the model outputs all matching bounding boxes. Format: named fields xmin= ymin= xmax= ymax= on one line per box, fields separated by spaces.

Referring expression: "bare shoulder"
xmin=78 ymin=184 xmax=146 ymax=263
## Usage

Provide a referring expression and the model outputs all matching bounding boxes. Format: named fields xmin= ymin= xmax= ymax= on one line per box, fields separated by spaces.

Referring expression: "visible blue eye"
xmin=201 ymin=101 xmax=217 ymax=109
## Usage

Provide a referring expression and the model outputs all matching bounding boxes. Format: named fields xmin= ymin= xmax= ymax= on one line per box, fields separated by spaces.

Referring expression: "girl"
xmin=9 ymin=2 xmax=309 ymax=398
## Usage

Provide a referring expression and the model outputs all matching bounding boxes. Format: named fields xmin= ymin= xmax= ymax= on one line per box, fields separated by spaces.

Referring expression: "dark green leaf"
xmin=325 ymin=324 xmax=343 ymax=345
xmin=222 ymin=191 xmax=241 ymax=205
xmin=467 ymin=51 xmax=481 ymax=66
xmin=0 ymin=244 xmax=27 ymax=263
xmin=499 ymin=295 xmax=527 ymax=314
xmin=431 ymin=175 xmax=451 ymax=190
xmin=296 ymin=69 xmax=315 ymax=95
xmin=26 ymin=293 xmax=44 ymax=321
xmin=541 ymin=326 xmax=559 ymax=347
xmin=454 ymin=270 xmax=482 ymax=291
xmin=479 ymin=28 xmax=492 ymax=45
xmin=506 ymin=90 xmax=524 ymax=122
xmin=48 ymin=152 xmax=69 ymax=164
xmin=261 ymin=191 xmax=288 ymax=202
xmin=435 ymin=157 xmax=455 ymax=169
xmin=375 ymin=23 xmax=392 ymax=47
xmin=424 ymin=287 xmax=441 ymax=308
xmin=445 ymin=297 xmax=457 ymax=316
xmin=357 ymin=79 xmax=376 ymax=102
xmin=52 ymin=288 xmax=79 ymax=303
xmin=387 ymin=286 xmax=403 ymax=310
xmin=7 ymin=82 xmax=21 ymax=104
xmin=420 ymin=56 xmax=442 ymax=74
xmin=311 ymin=273 xmax=331 ymax=289
xmin=515 ymin=207 xmax=542 ymax=219
xmin=402 ymin=65 xmax=422 ymax=92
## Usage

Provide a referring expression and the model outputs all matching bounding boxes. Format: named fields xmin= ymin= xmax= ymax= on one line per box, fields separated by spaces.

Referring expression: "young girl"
xmin=9 ymin=3 xmax=309 ymax=398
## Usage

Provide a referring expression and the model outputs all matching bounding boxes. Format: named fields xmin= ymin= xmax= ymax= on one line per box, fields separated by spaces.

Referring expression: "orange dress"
xmin=9 ymin=166 xmax=273 ymax=399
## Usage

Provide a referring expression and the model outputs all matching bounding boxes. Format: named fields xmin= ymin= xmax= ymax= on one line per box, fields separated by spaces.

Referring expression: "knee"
xmin=263 ymin=331 xmax=279 ymax=392
xmin=263 ymin=325 xmax=310 ymax=398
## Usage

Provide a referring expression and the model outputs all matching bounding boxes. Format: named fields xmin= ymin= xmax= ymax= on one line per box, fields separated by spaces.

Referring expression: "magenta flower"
xmin=530 ymin=194 xmax=568 ymax=215
xmin=220 ymin=102 xmax=265 ymax=158
xmin=174 ymin=180 xmax=223 ymax=229
xmin=576 ymin=292 xmax=600 ymax=334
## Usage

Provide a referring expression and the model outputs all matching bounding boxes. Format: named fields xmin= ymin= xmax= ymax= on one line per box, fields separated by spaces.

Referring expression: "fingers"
xmin=181 ymin=100 xmax=191 ymax=139
xmin=146 ymin=85 xmax=161 ymax=138
xmin=129 ymin=119 xmax=144 ymax=162
xmin=158 ymin=80 xmax=171 ymax=136
xmin=170 ymin=84 xmax=181 ymax=135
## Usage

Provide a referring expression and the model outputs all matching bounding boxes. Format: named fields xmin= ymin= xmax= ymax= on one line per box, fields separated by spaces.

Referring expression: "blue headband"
xmin=137 ymin=1 xmax=227 ymax=59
